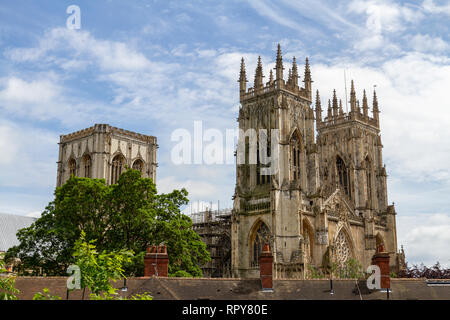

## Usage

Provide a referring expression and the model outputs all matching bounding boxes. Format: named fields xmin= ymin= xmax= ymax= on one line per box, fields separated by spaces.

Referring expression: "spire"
xmin=291 ymin=56 xmax=299 ymax=88
xmin=339 ymin=99 xmax=344 ymax=117
xmin=275 ymin=43 xmax=284 ymax=87
xmin=350 ymin=79 xmax=357 ymax=113
xmin=362 ymin=89 xmax=369 ymax=117
xmin=373 ymin=89 xmax=378 ymax=110
xmin=332 ymin=89 xmax=338 ymax=119
xmin=373 ymin=89 xmax=380 ymax=125
xmin=254 ymin=56 xmax=264 ymax=90
xmin=327 ymin=99 xmax=332 ymax=121
xmin=303 ymin=57 xmax=312 ymax=98
xmin=315 ymin=90 xmax=322 ymax=124
xmin=268 ymin=69 xmax=274 ymax=85
xmin=304 ymin=57 xmax=311 ymax=80
xmin=238 ymin=57 xmax=247 ymax=98
xmin=287 ymin=68 xmax=292 ymax=87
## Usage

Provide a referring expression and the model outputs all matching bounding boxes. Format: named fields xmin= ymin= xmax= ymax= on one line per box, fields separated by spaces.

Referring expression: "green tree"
xmin=73 ymin=231 xmax=133 ymax=297
xmin=0 ymin=254 xmax=19 ymax=300
xmin=72 ymin=232 xmax=152 ymax=300
xmin=6 ymin=169 xmax=210 ymax=277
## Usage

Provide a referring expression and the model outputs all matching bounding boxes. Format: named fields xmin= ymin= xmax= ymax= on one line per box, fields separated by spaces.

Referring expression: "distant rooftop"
xmin=60 ymin=123 xmax=157 ymax=144
xmin=0 ymin=213 xmax=37 ymax=252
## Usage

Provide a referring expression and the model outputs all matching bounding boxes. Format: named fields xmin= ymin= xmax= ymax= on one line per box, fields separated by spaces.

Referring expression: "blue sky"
xmin=0 ymin=0 xmax=449 ymax=267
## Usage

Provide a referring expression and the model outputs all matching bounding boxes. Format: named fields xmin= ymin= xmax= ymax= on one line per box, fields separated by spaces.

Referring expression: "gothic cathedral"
xmin=231 ymin=44 xmax=404 ymax=279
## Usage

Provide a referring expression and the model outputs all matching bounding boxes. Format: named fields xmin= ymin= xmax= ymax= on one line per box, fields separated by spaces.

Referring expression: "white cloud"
xmin=0 ymin=74 xmax=105 ymax=125
xmin=157 ymin=175 xmax=220 ymax=199
xmin=0 ymin=125 xmax=19 ymax=165
xmin=0 ymin=120 xmax=57 ymax=188
xmin=279 ymin=0 xmax=360 ymax=31
xmin=422 ymin=0 xmax=450 ymax=15
xmin=313 ymin=52 xmax=450 ymax=182
xmin=349 ymin=0 xmax=421 ymax=33
xmin=246 ymin=0 xmax=322 ymax=36
xmin=0 ymin=77 xmax=60 ymax=104
xmin=7 ymin=28 xmax=152 ymax=72
xmin=26 ymin=211 xmax=42 ymax=218
xmin=410 ymin=34 xmax=449 ymax=53
xmin=348 ymin=0 xmax=423 ymax=51
xmin=398 ymin=213 xmax=450 ymax=267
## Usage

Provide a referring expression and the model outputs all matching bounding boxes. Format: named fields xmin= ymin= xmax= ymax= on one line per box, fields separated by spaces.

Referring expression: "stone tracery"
xmin=334 ymin=230 xmax=351 ymax=267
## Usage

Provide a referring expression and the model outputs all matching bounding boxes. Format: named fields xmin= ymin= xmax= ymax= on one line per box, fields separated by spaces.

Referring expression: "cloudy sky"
xmin=0 ymin=0 xmax=449 ymax=267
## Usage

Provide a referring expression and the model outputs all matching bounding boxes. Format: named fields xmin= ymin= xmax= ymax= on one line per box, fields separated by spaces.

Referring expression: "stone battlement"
xmin=60 ymin=123 xmax=157 ymax=144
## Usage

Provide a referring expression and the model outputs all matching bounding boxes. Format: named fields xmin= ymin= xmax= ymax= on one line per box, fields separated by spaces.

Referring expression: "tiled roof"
xmin=0 ymin=213 xmax=37 ymax=252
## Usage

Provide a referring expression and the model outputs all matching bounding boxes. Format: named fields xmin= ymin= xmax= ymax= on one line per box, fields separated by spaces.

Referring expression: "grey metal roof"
xmin=0 ymin=213 xmax=37 ymax=252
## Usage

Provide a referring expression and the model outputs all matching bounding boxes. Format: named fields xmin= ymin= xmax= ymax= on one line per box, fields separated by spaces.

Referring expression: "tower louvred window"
xmin=132 ymin=159 xmax=144 ymax=173
xmin=68 ymin=158 xmax=76 ymax=177
xmin=336 ymin=156 xmax=351 ymax=198
xmin=83 ymin=155 xmax=91 ymax=178
xmin=111 ymin=154 xmax=125 ymax=184
xmin=290 ymin=133 xmax=301 ymax=181
xmin=365 ymin=157 xmax=372 ymax=206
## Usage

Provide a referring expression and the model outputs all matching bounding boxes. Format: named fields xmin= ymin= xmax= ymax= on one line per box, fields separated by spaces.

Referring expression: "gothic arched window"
xmin=132 ymin=159 xmax=144 ymax=173
xmin=256 ymin=134 xmax=271 ymax=185
xmin=336 ymin=156 xmax=351 ymax=197
xmin=251 ymin=222 xmax=271 ymax=267
xmin=83 ymin=155 xmax=92 ymax=178
xmin=111 ymin=154 xmax=125 ymax=184
xmin=68 ymin=158 xmax=76 ymax=177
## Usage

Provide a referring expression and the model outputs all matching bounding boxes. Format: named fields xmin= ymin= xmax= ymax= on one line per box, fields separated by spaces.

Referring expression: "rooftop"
xmin=0 ymin=213 xmax=37 ymax=252
xmin=60 ymin=123 xmax=157 ymax=144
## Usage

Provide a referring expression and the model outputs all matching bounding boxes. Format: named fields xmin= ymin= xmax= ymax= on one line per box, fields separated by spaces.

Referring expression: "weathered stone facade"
xmin=232 ymin=45 xmax=404 ymax=279
xmin=56 ymin=123 xmax=157 ymax=186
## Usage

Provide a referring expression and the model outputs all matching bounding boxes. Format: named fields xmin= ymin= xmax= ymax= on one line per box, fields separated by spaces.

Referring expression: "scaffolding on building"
xmin=189 ymin=208 xmax=232 ymax=278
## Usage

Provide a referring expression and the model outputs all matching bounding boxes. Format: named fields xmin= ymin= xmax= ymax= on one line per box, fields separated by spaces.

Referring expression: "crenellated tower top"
xmin=316 ymin=80 xmax=381 ymax=130
xmin=239 ymin=44 xmax=312 ymax=103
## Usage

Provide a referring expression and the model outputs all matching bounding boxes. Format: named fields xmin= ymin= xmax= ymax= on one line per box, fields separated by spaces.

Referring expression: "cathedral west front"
xmin=231 ymin=44 xmax=404 ymax=279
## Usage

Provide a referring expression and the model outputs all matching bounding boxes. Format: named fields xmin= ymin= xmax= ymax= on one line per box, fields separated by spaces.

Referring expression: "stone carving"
xmin=316 ymin=229 xmax=328 ymax=245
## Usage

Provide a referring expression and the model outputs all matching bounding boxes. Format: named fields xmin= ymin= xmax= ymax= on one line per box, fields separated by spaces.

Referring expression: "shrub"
xmin=0 ymin=254 xmax=19 ymax=300
xmin=33 ymin=288 xmax=61 ymax=300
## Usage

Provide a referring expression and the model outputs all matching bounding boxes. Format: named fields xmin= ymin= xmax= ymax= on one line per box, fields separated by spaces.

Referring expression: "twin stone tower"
xmin=231 ymin=44 xmax=403 ymax=279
